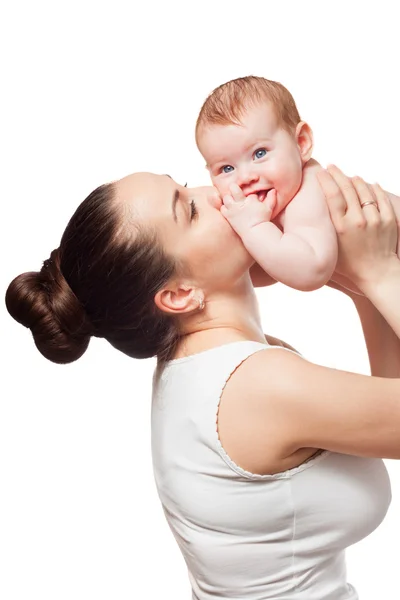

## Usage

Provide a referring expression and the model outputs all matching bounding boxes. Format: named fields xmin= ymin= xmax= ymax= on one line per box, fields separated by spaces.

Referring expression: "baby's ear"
xmin=295 ymin=121 xmax=313 ymax=163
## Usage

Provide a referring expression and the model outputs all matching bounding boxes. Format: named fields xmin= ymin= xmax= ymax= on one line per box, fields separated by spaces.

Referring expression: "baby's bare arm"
xmin=242 ymin=221 xmax=337 ymax=291
xmin=240 ymin=163 xmax=337 ymax=291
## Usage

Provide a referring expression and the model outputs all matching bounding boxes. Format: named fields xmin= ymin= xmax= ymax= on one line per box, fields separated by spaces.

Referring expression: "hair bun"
xmin=6 ymin=248 xmax=92 ymax=364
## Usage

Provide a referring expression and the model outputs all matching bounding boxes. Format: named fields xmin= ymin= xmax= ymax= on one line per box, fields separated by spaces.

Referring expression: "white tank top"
xmin=151 ymin=340 xmax=391 ymax=599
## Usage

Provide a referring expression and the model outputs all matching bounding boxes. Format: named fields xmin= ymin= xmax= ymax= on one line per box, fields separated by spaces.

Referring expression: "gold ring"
xmin=361 ymin=201 xmax=378 ymax=208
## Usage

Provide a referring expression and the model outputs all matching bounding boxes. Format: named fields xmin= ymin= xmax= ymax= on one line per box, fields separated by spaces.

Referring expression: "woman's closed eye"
xmin=190 ymin=199 xmax=198 ymax=221
xmin=253 ymin=148 xmax=267 ymax=160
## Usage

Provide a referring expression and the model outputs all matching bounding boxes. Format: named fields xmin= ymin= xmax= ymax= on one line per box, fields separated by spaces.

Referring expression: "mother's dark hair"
xmin=5 ymin=182 xmax=180 ymax=363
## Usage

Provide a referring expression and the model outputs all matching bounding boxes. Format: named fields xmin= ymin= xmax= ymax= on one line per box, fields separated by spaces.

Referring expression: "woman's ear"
xmin=154 ymin=283 xmax=202 ymax=315
xmin=295 ymin=121 xmax=314 ymax=164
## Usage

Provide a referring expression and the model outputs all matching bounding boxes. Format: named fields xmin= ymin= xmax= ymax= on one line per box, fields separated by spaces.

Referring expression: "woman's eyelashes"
xmin=190 ymin=199 xmax=198 ymax=221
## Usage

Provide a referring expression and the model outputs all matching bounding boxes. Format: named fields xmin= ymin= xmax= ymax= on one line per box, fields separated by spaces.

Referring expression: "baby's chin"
xmin=272 ymin=189 xmax=294 ymax=218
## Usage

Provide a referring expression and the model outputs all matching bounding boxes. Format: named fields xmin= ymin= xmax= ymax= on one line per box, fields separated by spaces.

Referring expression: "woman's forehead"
xmin=116 ymin=172 xmax=173 ymax=219
xmin=117 ymin=171 xmax=169 ymax=195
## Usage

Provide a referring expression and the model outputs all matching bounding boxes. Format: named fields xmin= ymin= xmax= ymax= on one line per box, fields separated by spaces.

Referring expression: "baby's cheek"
xmin=275 ymin=159 xmax=302 ymax=194
xmin=210 ymin=176 xmax=229 ymax=198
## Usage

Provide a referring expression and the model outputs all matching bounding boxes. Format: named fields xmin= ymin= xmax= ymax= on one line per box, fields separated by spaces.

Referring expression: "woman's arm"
xmin=221 ymin=344 xmax=400 ymax=464
xmin=357 ymin=263 xmax=400 ymax=342
xmin=319 ymin=166 xmax=400 ymax=332
xmin=240 ymin=347 xmax=400 ymax=460
xmin=352 ymin=293 xmax=400 ymax=378
xmin=318 ymin=166 xmax=400 ymax=377
xmin=327 ymin=275 xmax=400 ymax=377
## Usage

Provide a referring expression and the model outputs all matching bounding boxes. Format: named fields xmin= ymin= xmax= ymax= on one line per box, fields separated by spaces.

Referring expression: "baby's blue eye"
xmin=222 ymin=165 xmax=234 ymax=174
xmin=254 ymin=148 xmax=267 ymax=159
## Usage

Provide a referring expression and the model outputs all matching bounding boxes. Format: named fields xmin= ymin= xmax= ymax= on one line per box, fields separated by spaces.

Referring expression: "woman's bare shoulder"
xmin=218 ymin=348 xmax=310 ymax=475
xmin=264 ymin=333 xmax=298 ymax=353
xmin=218 ymin=347 xmax=400 ymax=471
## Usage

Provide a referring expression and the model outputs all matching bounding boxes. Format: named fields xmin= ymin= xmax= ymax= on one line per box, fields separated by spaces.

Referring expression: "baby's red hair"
xmin=196 ymin=75 xmax=301 ymax=143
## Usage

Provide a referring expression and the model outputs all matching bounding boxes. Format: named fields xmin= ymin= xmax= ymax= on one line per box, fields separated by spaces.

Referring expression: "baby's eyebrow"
xmin=208 ymin=158 xmax=229 ymax=168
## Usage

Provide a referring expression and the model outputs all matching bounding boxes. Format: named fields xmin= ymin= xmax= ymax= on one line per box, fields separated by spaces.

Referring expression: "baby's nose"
xmin=238 ymin=167 xmax=259 ymax=187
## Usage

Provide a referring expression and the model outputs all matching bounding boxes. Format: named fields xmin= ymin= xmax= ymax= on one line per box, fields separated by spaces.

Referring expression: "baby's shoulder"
xmin=285 ymin=179 xmax=331 ymax=227
xmin=283 ymin=192 xmax=316 ymax=223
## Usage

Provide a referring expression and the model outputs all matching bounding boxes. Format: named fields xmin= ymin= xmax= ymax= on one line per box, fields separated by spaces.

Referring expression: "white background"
xmin=1 ymin=1 xmax=399 ymax=598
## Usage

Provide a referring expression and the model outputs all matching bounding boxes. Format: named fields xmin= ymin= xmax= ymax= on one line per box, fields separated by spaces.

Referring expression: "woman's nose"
xmin=208 ymin=190 xmax=223 ymax=210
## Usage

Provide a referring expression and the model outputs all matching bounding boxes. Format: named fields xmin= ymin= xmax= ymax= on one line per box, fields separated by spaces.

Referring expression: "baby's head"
xmin=196 ymin=76 xmax=313 ymax=210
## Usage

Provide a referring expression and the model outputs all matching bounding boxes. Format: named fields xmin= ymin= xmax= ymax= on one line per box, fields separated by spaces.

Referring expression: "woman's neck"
xmin=173 ymin=275 xmax=266 ymax=359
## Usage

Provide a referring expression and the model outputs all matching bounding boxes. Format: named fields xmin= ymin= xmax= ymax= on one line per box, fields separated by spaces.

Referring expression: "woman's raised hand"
xmin=317 ymin=165 xmax=398 ymax=295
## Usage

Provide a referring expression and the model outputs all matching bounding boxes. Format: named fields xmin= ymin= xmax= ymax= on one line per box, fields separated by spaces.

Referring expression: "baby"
xmin=196 ymin=76 xmax=399 ymax=291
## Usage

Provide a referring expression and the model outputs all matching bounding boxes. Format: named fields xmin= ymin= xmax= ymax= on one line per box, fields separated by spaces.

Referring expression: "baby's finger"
xmin=220 ymin=204 xmax=230 ymax=220
xmin=316 ymin=169 xmax=346 ymax=226
xmin=229 ymin=183 xmax=246 ymax=203
xmin=222 ymin=194 xmax=236 ymax=208
xmin=265 ymin=189 xmax=277 ymax=212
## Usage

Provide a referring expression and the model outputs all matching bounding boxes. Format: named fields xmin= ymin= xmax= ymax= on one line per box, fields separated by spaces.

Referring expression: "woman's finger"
xmin=351 ymin=177 xmax=378 ymax=207
xmin=326 ymin=165 xmax=362 ymax=215
xmin=351 ymin=177 xmax=380 ymax=224
xmin=316 ymin=169 xmax=346 ymax=227
xmin=373 ymin=184 xmax=396 ymax=225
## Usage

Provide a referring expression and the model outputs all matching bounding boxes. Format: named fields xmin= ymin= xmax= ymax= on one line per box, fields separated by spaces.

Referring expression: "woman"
xmin=6 ymin=165 xmax=400 ymax=599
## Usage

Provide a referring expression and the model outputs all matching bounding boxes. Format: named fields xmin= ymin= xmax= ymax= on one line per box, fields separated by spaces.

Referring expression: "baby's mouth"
xmin=256 ymin=189 xmax=273 ymax=202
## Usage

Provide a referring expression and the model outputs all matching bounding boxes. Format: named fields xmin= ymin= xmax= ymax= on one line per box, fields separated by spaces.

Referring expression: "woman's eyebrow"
xmin=172 ymin=189 xmax=180 ymax=223
xmin=164 ymin=175 xmax=185 ymax=223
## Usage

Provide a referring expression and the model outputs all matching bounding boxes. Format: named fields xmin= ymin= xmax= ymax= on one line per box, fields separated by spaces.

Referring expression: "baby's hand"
xmin=220 ymin=183 xmax=276 ymax=237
